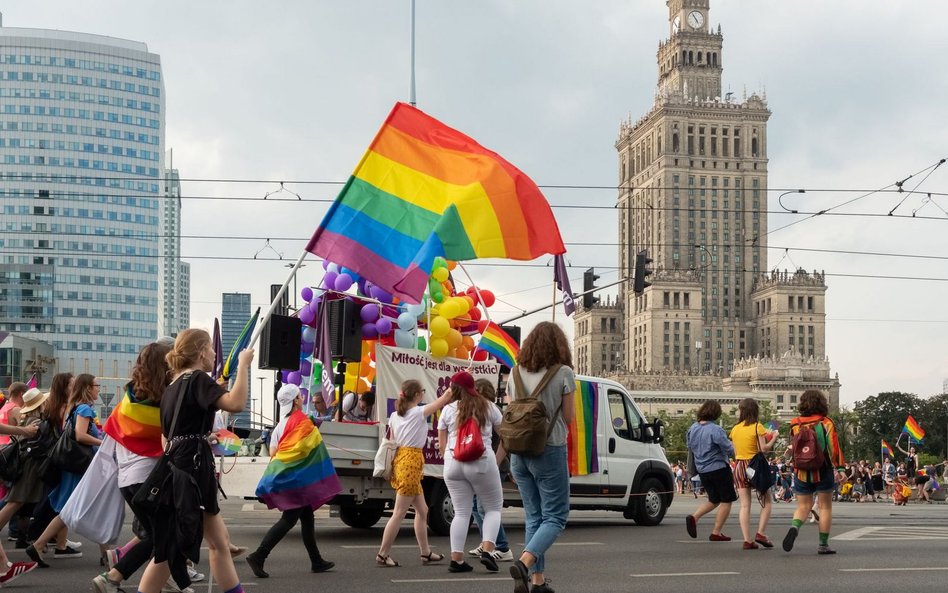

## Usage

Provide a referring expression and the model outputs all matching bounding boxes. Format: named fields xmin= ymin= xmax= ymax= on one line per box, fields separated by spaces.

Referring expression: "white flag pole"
xmin=249 ymin=250 xmax=308 ymax=349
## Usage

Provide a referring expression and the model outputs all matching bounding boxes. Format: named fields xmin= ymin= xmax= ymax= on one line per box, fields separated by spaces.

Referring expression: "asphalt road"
xmin=7 ymin=494 xmax=946 ymax=592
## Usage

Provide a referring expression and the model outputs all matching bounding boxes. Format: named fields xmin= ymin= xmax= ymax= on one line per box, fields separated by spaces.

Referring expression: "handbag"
xmin=59 ymin=436 xmax=125 ymax=544
xmin=0 ymin=439 xmax=23 ymax=482
xmin=685 ymin=428 xmax=698 ymax=476
xmin=453 ymin=416 xmax=486 ymax=462
xmin=48 ymin=406 xmax=94 ymax=473
xmin=131 ymin=372 xmax=192 ymax=513
xmin=746 ymin=424 xmax=775 ymax=496
xmin=373 ymin=437 xmax=397 ymax=480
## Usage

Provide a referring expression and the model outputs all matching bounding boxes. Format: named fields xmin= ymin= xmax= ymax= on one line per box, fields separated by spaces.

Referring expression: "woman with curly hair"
xmin=505 ymin=322 xmax=575 ymax=593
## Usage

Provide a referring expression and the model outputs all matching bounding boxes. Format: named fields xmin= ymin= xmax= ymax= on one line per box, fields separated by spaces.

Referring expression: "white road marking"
xmin=391 ymin=577 xmax=512 ymax=583
xmin=343 ymin=541 xmax=602 ymax=549
xmin=632 ymin=571 xmax=740 ymax=577
xmin=834 ymin=526 xmax=884 ymax=540
xmin=840 ymin=568 xmax=948 ymax=572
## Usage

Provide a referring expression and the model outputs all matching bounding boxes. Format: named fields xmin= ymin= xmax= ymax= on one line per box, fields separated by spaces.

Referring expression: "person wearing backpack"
xmin=782 ymin=390 xmax=844 ymax=555
xmin=728 ymin=398 xmax=777 ymax=550
xmin=501 ymin=322 xmax=575 ymax=593
xmin=437 ymin=371 xmax=504 ymax=574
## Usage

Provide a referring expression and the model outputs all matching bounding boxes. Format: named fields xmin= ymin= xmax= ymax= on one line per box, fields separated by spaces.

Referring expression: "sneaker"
xmin=6 ymin=536 xmax=17 ymax=542
xmin=66 ymin=539 xmax=82 ymax=549
xmin=817 ymin=544 xmax=837 ymax=555
xmin=448 ymin=560 xmax=473 ymax=573
xmin=510 ymin=560 xmax=530 ymax=593
xmin=106 ymin=548 xmax=123 ymax=570
xmin=480 ymin=551 xmax=498 ymax=572
xmin=0 ymin=561 xmax=37 ymax=585
xmin=91 ymin=572 xmax=124 ymax=593
xmin=783 ymin=526 xmax=799 ymax=552
xmin=246 ymin=554 xmax=269 ymax=579
xmin=311 ymin=559 xmax=335 ymax=573
xmin=187 ymin=565 xmax=205 ymax=582
xmin=709 ymin=532 xmax=731 ymax=542
xmin=532 ymin=582 xmax=556 ymax=593
xmin=24 ymin=544 xmax=49 ymax=568
xmin=53 ymin=546 xmax=82 ymax=559
xmin=467 ymin=545 xmax=485 ymax=558
xmin=488 ymin=548 xmax=514 ymax=562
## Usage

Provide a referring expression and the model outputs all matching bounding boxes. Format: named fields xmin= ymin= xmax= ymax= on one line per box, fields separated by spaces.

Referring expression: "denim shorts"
xmin=792 ymin=466 xmax=835 ymax=495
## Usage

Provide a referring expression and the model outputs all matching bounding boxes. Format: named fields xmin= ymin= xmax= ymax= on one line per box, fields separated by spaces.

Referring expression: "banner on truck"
xmin=375 ymin=345 xmax=501 ymax=468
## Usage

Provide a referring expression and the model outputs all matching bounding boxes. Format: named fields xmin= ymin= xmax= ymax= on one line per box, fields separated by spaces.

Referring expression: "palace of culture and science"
xmin=574 ymin=0 xmax=840 ymax=418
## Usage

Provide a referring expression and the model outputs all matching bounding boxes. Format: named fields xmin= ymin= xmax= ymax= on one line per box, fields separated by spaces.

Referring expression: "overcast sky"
xmin=5 ymin=0 xmax=947 ymax=412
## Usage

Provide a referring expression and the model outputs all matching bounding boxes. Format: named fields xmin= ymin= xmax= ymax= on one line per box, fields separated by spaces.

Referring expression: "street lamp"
xmin=692 ymin=244 xmax=712 ymax=269
xmin=777 ymin=189 xmax=805 ymax=214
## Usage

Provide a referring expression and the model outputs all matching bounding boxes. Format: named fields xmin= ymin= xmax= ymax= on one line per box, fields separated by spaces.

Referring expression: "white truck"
xmin=223 ymin=354 xmax=674 ymax=535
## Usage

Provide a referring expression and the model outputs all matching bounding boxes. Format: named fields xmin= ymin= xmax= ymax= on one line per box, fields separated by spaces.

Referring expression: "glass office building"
xmin=221 ymin=292 xmax=252 ymax=429
xmin=0 ymin=27 xmax=165 ymax=401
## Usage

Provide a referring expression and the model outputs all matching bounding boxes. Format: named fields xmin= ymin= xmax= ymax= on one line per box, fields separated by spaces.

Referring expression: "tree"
xmin=658 ymin=410 xmax=696 ymax=460
xmin=852 ymin=392 xmax=923 ymax=462
xmin=829 ymin=407 xmax=858 ymax=462
xmin=919 ymin=393 xmax=948 ymax=459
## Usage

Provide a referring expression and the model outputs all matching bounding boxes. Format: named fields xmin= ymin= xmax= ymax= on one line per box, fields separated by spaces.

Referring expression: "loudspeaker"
xmin=329 ymin=299 xmax=362 ymax=362
xmin=259 ymin=314 xmax=302 ymax=370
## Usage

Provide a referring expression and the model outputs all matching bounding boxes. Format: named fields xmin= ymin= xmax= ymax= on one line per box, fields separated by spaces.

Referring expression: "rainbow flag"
xmin=222 ymin=307 xmax=260 ymax=383
xmin=567 ymin=380 xmax=599 ymax=476
xmin=765 ymin=420 xmax=780 ymax=432
xmin=103 ymin=388 xmax=163 ymax=457
xmin=256 ymin=410 xmax=341 ymax=511
xmin=902 ymin=415 xmax=925 ymax=443
xmin=478 ymin=322 xmax=519 ymax=368
xmin=26 ymin=374 xmax=37 ymax=389
xmin=212 ymin=428 xmax=242 ymax=457
xmin=881 ymin=439 xmax=894 ymax=460
xmin=306 ymin=102 xmax=565 ymax=304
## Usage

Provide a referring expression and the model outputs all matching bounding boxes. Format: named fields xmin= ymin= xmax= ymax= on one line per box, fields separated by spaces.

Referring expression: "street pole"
xmin=258 ymin=377 xmax=265 ymax=429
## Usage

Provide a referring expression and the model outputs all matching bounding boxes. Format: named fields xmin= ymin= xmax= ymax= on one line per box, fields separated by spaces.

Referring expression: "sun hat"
xmin=19 ymin=388 xmax=49 ymax=414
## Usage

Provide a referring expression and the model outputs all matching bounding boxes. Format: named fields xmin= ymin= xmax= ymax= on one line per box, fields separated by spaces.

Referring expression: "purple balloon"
xmin=357 ymin=278 xmax=368 ymax=296
xmin=360 ymin=305 xmax=380 ymax=323
xmin=374 ymin=288 xmax=393 ymax=305
xmin=300 ymin=340 xmax=315 ymax=355
xmin=334 ymin=273 xmax=353 ymax=292
xmin=299 ymin=360 xmax=313 ymax=376
xmin=299 ymin=307 xmax=315 ymax=326
xmin=322 ymin=259 xmax=331 ymax=270
xmin=375 ymin=317 xmax=393 ymax=335
xmin=287 ymin=371 xmax=302 ymax=386
xmin=281 ymin=370 xmax=290 ymax=382
xmin=300 ymin=286 xmax=313 ymax=302
xmin=323 ymin=272 xmax=338 ymax=290
xmin=299 ymin=387 xmax=308 ymax=398
xmin=361 ymin=322 xmax=379 ymax=340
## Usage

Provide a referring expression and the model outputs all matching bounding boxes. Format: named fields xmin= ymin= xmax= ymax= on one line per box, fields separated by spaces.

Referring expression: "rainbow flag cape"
xmin=881 ymin=439 xmax=894 ymax=460
xmin=902 ymin=415 xmax=925 ymax=443
xmin=567 ymin=380 xmax=599 ymax=476
xmin=103 ymin=387 xmax=163 ymax=457
xmin=212 ymin=428 xmax=242 ymax=457
xmin=256 ymin=410 xmax=341 ymax=511
xmin=306 ymin=102 xmax=566 ymax=304
xmin=478 ymin=322 xmax=519 ymax=368
xmin=222 ymin=307 xmax=260 ymax=383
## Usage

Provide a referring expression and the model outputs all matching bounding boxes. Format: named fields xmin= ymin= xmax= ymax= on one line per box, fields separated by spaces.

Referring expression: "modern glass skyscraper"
xmin=160 ymin=166 xmax=188 ymax=336
xmin=221 ymin=292 xmax=252 ymax=429
xmin=0 ymin=27 xmax=165 ymax=402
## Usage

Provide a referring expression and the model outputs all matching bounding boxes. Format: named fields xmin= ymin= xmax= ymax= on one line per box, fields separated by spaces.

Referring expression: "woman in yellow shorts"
xmin=376 ymin=379 xmax=452 ymax=567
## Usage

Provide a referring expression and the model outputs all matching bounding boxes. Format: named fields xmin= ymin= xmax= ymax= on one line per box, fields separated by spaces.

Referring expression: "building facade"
xmin=574 ymin=0 xmax=840 ymax=413
xmin=159 ymin=166 xmax=188 ymax=336
xmin=0 ymin=332 xmax=54 ymax=389
xmin=221 ymin=292 xmax=252 ymax=428
xmin=0 ymin=27 xmax=165 ymax=401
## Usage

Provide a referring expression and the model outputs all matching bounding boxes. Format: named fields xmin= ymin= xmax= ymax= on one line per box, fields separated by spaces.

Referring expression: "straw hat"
xmin=19 ymin=388 xmax=49 ymax=414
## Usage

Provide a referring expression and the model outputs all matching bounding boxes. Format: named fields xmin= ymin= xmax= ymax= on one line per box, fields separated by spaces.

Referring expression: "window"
xmin=608 ymin=390 xmax=644 ymax=441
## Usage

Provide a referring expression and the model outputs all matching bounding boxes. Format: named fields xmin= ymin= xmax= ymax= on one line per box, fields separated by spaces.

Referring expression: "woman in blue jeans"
xmin=505 ymin=322 xmax=575 ymax=593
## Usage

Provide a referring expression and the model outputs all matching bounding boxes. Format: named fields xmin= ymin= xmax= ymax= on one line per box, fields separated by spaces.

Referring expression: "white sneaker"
xmin=66 ymin=539 xmax=82 ymax=549
xmin=488 ymin=549 xmax=514 ymax=562
xmin=187 ymin=565 xmax=206 ymax=582
xmin=468 ymin=545 xmax=484 ymax=557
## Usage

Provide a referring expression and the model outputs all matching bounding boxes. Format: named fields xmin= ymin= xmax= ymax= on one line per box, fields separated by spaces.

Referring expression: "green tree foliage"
xmin=658 ymin=410 xmax=695 ymax=461
xmin=853 ymin=392 xmax=923 ymax=461
xmin=919 ymin=393 xmax=948 ymax=459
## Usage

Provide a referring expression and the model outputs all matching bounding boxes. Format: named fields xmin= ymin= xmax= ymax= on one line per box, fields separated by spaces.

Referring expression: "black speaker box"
xmin=259 ymin=314 xmax=303 ymax=370
xmin=329 ymin=299 xmax=362 ymax=362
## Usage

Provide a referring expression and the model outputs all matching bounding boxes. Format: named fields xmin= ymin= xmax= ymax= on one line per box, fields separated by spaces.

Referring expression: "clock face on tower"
xmin=687 ymin=10 xmax=704 ymax=29
xmin=672 ymin=16 xmax=681 ymax=33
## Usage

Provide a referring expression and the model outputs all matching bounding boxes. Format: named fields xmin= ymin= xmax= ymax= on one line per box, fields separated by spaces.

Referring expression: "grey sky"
xmin=5 ymin=0 xmax=946 ymax=412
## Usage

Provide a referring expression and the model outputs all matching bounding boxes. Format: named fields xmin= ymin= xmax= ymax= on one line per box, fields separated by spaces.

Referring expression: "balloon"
xmin=447 ymin=260 xmax=458 ymax=271
xmin=343 ymin=374 xmax=357 ymax=392
xmin=479 ymin=290 xmax=495 ymax=308
xmin=468 ymin=307 xmax=482 ymax=322
xmin=334 ymin=273 xmax=353 ymax=292
xmin=299 ymin=387 xmax=309 ymax=399
xmin=466 ymin=287 xmax=480 ymax=305
xmin=357 ymin=277 xmax=368 ymax=296
xmin=433 ymin=256 xmax=447 ymax=270
xmin=287 ymin=371 xmax=302 ymax=386
xmin=473 ymin=349 xmax=489 ymax=361
xmin=431 ymin=267 xmax=449 ymax=283
xmin=477 ymin=319 xmax=490 ymax=334
xmin=443 ymin=301 xmax=462 ymax=320
xmin=323 ymin=271 xmax=338 ymax=290
xmin=301 ymin=326 xmax=316 ymax=343
xmin=360 ymin=305 xmax=380 ymax=323
xmin=456 ymin=346 xmax=469 ymax=360
xmin=299 ymin=307 xmax=315 ymax=326
xmin=397 ymin=312 xmax=417 ymax=331
xmin=347 ymin=362 xmax=360 ymax=376
xmin=394 ymin=329 xmax=415 ymax=349
xmin=431 ymin=288 xmax=444 ymax=303
xmin=299 ymin=340 xmax=314 ymax=355
xmin=429 ymin=316 xmax=450 ymax=338
xmin=300 ymin=286 xmax=313 ymax=302
xmin=280 ymin=370 xmax=291 ymax=382
xmin=446 ymin=328 xmax=463 ymax=349
xmin=299 ymin=360 xmax=312 ymax=376
xmin=361 ymin=322 xmax=379 ymax=339
xmin=456 ymin=298 xmax=470 ymax=316
xmin=430 ymin=338 xmax=449 ymax=358
xmin=375 ymin=317 xmax=393 ymax=335
xmin=462 ymin=336 xmax=475 ymax=350
xmin=322 ymin=260 xmax=331 ymax=271
xmin=341 ymin=267 xmax=360 ymax=282
xmin=327 ymin=263 xmax=339 ymax=274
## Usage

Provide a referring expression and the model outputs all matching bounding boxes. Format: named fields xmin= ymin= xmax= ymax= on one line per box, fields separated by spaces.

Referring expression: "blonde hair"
xmin=166 ymin=328 xmax=211 ymax=374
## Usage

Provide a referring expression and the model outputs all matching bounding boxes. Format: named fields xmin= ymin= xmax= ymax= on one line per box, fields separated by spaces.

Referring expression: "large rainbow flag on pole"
xmin=478 ymin=322 xmax=519 ymax=368
xmin=902 ymin=415 xmax=925 ymax=443
xmin=567 ymin=380 xmax=599 ymax=476
xmin=103 ymin=387 xmax=163 ymax=457
xmin=306 ymin=102 xmax=566 ymax=304
xmin=256 ymin=410 xmax=341 ymax=511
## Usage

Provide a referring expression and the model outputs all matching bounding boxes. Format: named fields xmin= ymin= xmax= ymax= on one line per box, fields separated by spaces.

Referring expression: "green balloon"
xmin=417 ymin=336 xmax=427 ymax=351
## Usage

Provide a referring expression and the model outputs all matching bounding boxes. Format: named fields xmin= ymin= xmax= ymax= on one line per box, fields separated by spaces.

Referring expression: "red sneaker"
xmin=709 ymin=533 xmax=732 ymax=542
xmin=0 ymin=561 xmax=38 ymax=585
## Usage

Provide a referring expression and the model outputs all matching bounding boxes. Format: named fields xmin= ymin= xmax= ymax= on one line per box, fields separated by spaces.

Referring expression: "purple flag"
xmin=313 ymin=298 xmax=336 ymax=413
xmin=553 ymin=254 xmax=576 ymax=316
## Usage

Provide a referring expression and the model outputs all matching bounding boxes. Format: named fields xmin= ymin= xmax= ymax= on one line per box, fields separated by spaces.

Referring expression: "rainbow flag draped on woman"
xmin=103 ymin=386 xmax=163 ymax=457
xmin=256 ymin=411 xmax=341 ymax=511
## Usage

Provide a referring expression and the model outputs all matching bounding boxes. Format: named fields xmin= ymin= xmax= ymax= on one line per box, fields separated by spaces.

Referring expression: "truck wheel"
xmin=428 ymin=482 xmax=454 ymax=536
xmin=339 ymin=503 xmax=385 ymax=529
xmin=629 ymin=477 xmax=667 ymax=526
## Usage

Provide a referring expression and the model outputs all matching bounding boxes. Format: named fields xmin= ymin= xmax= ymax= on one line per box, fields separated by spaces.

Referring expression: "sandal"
xmin=420 ymin=551 xmax=444 ymax=564
xmin=376 ymin=554 xmax=399 ymax=567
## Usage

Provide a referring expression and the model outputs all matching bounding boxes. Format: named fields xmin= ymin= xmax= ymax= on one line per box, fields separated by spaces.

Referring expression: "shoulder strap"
xmin=511 ymin=366 xmax=527 ymax=401
xmin=164 ymin=373 xmax=193 ymax=453
xmin=530 ymin=365 xmax=562 ymax=398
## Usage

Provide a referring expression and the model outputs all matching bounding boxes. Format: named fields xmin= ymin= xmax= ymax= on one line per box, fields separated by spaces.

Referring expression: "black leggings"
xmin=117 ymin=483 xmax=190 ymax=589
xmin=253 ymin=506 xmax=323 ymax=565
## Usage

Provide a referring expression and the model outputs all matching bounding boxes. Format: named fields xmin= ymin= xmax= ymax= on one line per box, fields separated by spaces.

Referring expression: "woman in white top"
xmin=376 ymin=380 xmax=452 ymax=567
xmin=437 ymin=371 xmax=504 ymax=574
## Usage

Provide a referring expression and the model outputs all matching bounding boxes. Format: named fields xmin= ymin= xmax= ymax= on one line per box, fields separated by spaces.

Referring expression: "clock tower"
xmin=659 ymin=0 xmax=722 ymax=101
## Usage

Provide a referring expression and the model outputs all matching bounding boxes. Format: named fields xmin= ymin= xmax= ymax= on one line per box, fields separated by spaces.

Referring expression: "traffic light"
xmin=633 ymin=250 xmax=653 ymax=294
xmin=583 ymin=267 xmax=600 ymax=309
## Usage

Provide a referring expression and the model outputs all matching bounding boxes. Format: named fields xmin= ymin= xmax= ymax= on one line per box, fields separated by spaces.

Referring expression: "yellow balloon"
xmin=456 ymin=297 xmax=470 ymax=315
xmin=344 ymin=375 xmax=357 ymax=392
xmin=441 ymin=300 xmax=460 ymax=320
xmin=430 ymin=338 xmax=449 ymax=358
xmin=431 ymin=267 xmax=449 ymax=283
xmin=429 ymin=316 xmax=450 ymax=338
xmin=447 ymin=328 xmax=463 ymax=349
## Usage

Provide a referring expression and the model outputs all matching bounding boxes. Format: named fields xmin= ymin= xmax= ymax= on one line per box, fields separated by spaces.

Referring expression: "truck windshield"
xmin=607 ymin=390 xmax=644 ymax=441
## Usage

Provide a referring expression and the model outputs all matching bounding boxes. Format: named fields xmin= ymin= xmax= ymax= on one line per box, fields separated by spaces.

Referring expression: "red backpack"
xmin=453 ymin=417 xmax=486 ymax=462
xmin=792 ymin=419 xmax=825 ymax=471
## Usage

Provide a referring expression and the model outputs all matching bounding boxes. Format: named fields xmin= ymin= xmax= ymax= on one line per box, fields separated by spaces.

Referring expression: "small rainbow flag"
xmin=902 ymin=415 xmax=925 ymax=443
xmin=765 ymin=420 xmax=780 ymax=432
xmin=478 ymin=322 xmax=519 ymax=368
xmin=103 ymin=388 xmax=163 ymax=457
xmin=567 ymin=380 xmax=599 ymax=476
xmin=222 ymin=307 xmax=260 ymax=383
xmin=881 ymin=439 xmax=894 ymax=460
xmin=256 ymin=410 xmax=342 ymax=511
xmin=212 ymin=428 xmax=243 ymax=457
xmin=306 ymin=102 xmax=565 ymax=304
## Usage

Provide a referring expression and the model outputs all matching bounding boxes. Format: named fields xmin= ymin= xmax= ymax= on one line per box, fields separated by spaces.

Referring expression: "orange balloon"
xmin=462 ymin=336 xmax=475 ymax=350
xmin=447 ymin=260 xmax=458 ymax=271
xmin=447 ymin=328 xmax=463 ymax=349
xmin=442 ymin=280 xmax=454 ymax=294
xmin=455 ymin=346 xmax=470 ymax=360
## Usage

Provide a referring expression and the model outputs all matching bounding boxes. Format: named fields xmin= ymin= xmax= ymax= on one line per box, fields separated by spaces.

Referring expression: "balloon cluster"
xmin=422 ymin=257 xmax=495 ymax=360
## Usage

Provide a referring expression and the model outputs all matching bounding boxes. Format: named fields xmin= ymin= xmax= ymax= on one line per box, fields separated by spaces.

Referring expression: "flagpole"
xmin=249 ymin=250 xmax=308 ymax=349
xmin=409 ymin=0 xmax=417 ymax=106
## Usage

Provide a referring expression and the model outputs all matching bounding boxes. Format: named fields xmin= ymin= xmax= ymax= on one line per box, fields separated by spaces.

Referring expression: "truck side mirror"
xmin=652 ymin=418 xmax=666 ymax=444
